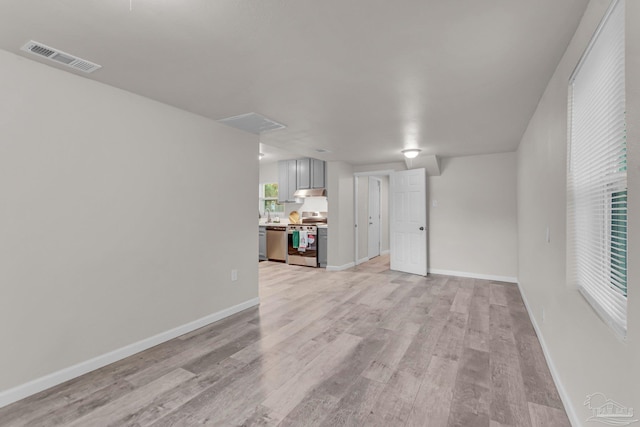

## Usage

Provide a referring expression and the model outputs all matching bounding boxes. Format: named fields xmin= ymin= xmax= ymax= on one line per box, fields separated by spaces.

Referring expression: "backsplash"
xmin=260 ymin=197 xmax=328 ymax=224
xmin=299 ymin=196 xmax=328 ymax=212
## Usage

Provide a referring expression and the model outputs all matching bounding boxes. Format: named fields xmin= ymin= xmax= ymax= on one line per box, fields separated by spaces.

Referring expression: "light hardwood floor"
xmin=0 ymin=256 xmax=570 ymax=426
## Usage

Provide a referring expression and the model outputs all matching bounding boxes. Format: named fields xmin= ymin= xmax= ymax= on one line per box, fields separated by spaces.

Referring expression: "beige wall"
xmin=428 ymin=153 xmax=518 ymax=280
xmin=517 ymin=0 xmax=639 ymax=424
xmin=0 ymin=50 xmax=258 ymax=393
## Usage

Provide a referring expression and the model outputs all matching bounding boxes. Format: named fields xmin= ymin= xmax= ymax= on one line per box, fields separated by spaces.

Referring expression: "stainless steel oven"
xmin=287 ymin=225 xmax=318 ymax=267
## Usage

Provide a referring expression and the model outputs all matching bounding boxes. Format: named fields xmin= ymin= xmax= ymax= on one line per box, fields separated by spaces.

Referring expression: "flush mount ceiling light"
xmin=401 ymin=148 xmax=421 ymax=159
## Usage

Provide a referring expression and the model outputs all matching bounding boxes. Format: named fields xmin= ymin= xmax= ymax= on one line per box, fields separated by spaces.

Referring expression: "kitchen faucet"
xmin=265 ymin=208 xmax=271 ymax=223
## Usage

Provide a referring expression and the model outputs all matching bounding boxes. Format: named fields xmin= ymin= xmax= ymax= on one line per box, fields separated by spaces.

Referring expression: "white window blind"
xmin=568 ymin=0 xmax=627 ymax=337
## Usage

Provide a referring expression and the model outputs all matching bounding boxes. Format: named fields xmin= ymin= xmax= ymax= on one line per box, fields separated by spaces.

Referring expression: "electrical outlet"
xmin=231 ymin=269 xmax=238 ymax=281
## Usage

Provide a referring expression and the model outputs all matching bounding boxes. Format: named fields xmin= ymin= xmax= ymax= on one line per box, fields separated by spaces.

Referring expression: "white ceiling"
xmin=0 ymin=0 xmax=589 ymax=165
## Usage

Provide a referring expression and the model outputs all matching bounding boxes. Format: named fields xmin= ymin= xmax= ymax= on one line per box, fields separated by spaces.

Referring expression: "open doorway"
xmin=368 ymin=177 xmax=381 ymax=259
xmin=354 ymin=172 xmax=391 ymax=266
xmin=354 ymin=168 xmax=428 ymax=276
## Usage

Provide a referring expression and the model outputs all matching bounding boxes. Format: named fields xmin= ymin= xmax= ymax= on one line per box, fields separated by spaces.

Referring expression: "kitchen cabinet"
xmin=279 ymin=158 xmax=326 ymax=202
xmin=296 ymin=158 xmax=325 ymax=190
xmin=278 ymin=159 xmax=298 ymax=203
xmin=259 ymin=226 xmax=267 ymax=261
xmin=296 ymin=158 xmax=310 ymax=189
xmin=311 ymin=158 xmax=325 ymax=189
xmin=317 ymin=227 xmax=327 ymax=268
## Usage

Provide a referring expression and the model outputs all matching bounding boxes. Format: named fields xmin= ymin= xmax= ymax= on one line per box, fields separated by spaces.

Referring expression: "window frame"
xmin=259 ymin=182 xmax=285 ymax=214
xmin=567 ymin=0 xmax=627 ymax=339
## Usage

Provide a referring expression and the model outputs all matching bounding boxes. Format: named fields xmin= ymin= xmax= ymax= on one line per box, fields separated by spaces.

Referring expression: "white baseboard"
xmin=356 ymin=256 xmax=370 ymax=265
xmin=516 ymin=283 xmax=580 ymax=427
xmin=428 ymin=268 xmax=518 ymax=284
xmin=381 ymin=249 xmax=390 ymax=256
xmin=326 ymin=262 xmax=356 ymax=271
xmin=0 ymin=297 xmax=260 ymax=409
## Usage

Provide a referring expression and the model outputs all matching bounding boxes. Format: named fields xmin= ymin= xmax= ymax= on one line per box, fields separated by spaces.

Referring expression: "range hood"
xmin=293 ymin=188 xmax=326 ymax=198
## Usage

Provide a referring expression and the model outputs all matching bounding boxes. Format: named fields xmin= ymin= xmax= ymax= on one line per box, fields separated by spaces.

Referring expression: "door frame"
xmin=353 ymin=169 xmax=394 ymax=266
xmin=389 ymin=168 xmax=428 ymax=276
xmin=368 ymin=176 xmax=382 ymax=259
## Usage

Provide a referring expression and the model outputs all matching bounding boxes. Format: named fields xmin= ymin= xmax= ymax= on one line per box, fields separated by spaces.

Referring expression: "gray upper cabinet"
xmin=296 ymin=158 xmax=325 ymax=190
xmin=296 ymin=158 xmax=310 ymax=189
xmin=278 ymin=159 xmax=298 ymax=203
xmin=311 ymin=158 xmax=325 ymax=189
xmin=279 ymin=158 xmax=325 ymax=202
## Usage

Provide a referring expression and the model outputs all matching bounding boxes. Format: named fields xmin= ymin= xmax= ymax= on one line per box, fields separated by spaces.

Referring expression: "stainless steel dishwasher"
xmin=266 ymin=226 xmax=287 ymax=262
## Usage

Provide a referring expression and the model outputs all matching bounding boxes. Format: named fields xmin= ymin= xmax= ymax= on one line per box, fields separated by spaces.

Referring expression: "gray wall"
xmin=327 ymin=161 xmax=354 ymax=269
xmin=0 ymin=49 xmax=258 ymax=393
xmin=428 ymin=153 xmax=518 ymax=280
xmin=517 ymin=0 xmax=640 ymax=423
xmin=259 ymin=161 xmax=279 ymax=184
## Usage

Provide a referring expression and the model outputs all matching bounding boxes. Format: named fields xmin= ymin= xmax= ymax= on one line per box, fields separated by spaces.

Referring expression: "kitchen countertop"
xmin=258 ymin=218 xmax=289 ymax=226
xmin=259 ymin=222 xmax=328 ymax=228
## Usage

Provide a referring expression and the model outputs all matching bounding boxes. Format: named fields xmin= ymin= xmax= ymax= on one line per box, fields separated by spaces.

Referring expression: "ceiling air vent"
xmin=218 ymin=113 xmax=286 ymax=135
xmin=20 ymin=41 xmax=102 ymax=74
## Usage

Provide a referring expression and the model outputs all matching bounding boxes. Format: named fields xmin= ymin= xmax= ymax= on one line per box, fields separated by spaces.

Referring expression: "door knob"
xmin=419 ymin=227 xmax=424 ymax=231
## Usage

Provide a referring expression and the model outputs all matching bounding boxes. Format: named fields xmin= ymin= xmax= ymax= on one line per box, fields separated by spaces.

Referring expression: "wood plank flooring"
xmin=0 ymin=256 xmax=570 ymax=426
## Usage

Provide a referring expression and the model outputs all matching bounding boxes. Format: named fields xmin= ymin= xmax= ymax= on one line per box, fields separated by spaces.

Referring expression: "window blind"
xmin=568 ymin=0 xmax=627 ymax=337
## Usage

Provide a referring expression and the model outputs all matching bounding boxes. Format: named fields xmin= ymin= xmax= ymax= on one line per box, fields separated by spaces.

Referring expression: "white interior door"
xmin=390 ymin=168 xmax=427 ymax=276
xmin=368 ymin=177 xmax=381 ymax=259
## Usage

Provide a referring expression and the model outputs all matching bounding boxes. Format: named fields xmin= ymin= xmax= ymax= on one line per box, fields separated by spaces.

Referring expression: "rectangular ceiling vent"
xmin=218 ymin=113 xmax=286 ymax=135
xmin=20 ymin=41 xmax=102 ymax=74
